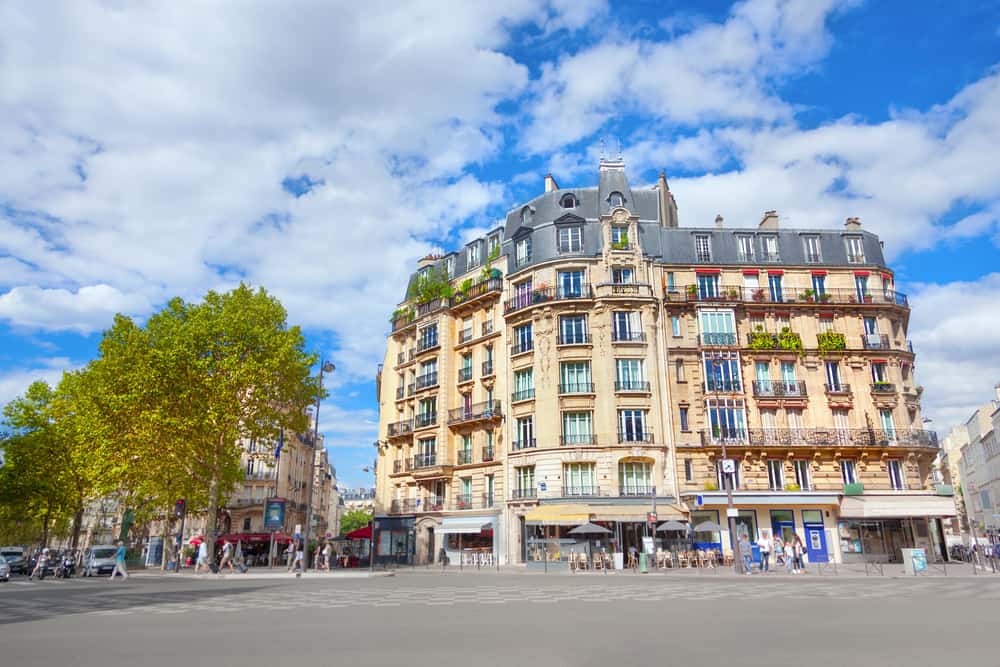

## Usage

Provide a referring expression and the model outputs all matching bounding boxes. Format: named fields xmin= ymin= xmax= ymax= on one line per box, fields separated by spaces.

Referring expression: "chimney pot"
xmin=845 ymin=217 xmax=862 ymax=230
xmin=544 ymin=173 xmax=559 ymax=193
xmin=715 ymin=214 xmax=724 ymax=229
xmin=759 ymin=210 xmax=779 ymax=229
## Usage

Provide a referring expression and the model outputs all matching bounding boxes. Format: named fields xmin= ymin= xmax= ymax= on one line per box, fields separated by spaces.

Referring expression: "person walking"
xmin=195 ymin=539 xmax=211 ymax=574
xmin=793 ymin=535 xmax=806 ymax=574
xmin=738 ymin=534 xmax=753 ymax=574
xmin=757 ymin=530 xmax=771 ymax=573
xmin=285 ymin=541 xmax=296 ymax=572
xmin=218 ymin=539 xmax=235 ymax=574
xmin=773 ymin=534 xmax=784 ymax=567
xmin=294 ymin=540 xmax=305 ymax=574
xmin=784 ymin=539 xmax=795 ymax=574
xmin=109 ymin=541 xmax=129 ymax=581
xmin=29 ymin=547 xmax=50 ymax=580
xmin=322 ymin=541 xmax=332 ymax=572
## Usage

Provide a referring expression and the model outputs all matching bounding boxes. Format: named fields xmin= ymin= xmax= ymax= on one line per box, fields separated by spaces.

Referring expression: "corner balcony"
xmin=505 ymin=284 xmax=594 ymax=314
xmin=448 ymin=400 xmax=503 ymax=426
xmin=752 ymin=380 xmax=808 ymax=399
xmin=387 ymin=418 xmax=414 ymax=440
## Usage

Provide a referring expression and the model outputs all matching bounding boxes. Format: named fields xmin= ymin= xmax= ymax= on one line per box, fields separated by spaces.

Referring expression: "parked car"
xmin=82 ymin=545 xmax=118 ymax=576
xmin=0 ymin=554 xmax=10 ymax=582
xmin=27 ymin=550 xmax=57 ymax=577
xmin=0 ymin=547 xmax=27 ymax=575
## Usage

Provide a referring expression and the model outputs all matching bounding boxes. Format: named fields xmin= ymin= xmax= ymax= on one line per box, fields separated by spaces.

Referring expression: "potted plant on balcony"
xmin=816 ymin=331 xmax=847 ymax=356
xmin=686 ymin=284 xmax=698 ymax=300
xmin=777 ymin=327 xmax=804 ymax=355
xmin=752 ymin=288 xmax=766 ymax=302
xmin=783 ymin=482 xmax=801 ymax=492
xmin=818 ymin=292 xmax=832 ymax=303
xmin=727 ymin=288 xmax=740 ymax=300
xmin=748 ymin=326 xmax=775 ymax=350
xmin=703 ymin=481 xmax=718 ymax=491
xmin=533 ymin=282 xmax=552 ymax=303
xmin=799 ymin=289 xmax=816 ymax=303
xmin=390 ymin=306 xmax=415 ymax=325
xmin=873 ymin=381 xmax=893 ymax=392
xmin=611 ymin=232 xmax=629 ymax=250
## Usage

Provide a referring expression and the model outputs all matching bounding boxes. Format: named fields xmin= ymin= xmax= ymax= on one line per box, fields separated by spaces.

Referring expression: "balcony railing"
xmin=705 ymin=379 xmax=741 ymax=393
xmin=416 ymin=336 xmax=439 ymax=353
xmin=699 ymin=427 xmax=939 ymax=449
xmin=505 ymin=285 xmax=594 ymax=314
xmin=871 ymin=382 xmax=897 ymax=394
xmin=483 ymin=493 xmax=495 ymax=508
xmin=667 ymin=286 xmax=909 ymax=308
xmin=559 ymin=382 xmax=595 ymax=394
xmin=457 ymin=367 xmax=473 ymax=383
xmin=458 ymin=328 xmax=474 ymax=344
xmin=752 ymin=380 xmax=808 ymax=398
xmin=619 ymin=485 xmax=654 ymax=497
xmin=619 ymin=431 xmax=653 ymax=444
xmin=861 ymin=334 xmax=891 ymax=350
xmin=482 ymin=360 xmax=494 ymax=377
xmin=847 ymin=253 xmax=866 ymax=264
xmin=825 ymin=383 xmax=851 ymax=394
xmin=423 ymin=495 xmax=445 ymax=512
xmin=511 ymin=341 xmax=533 ymax=355
xmin=415 ymin=372 xmax=438 ymax=390
xmin=512 ymin=438 xmax=536 ymax=451
xmin=701 ymin=332 xmax=738 ymax=346
xmin=482 ymin=446 xmax=495 ymax=462
xmin=482 ymin=321 xmax=495 ymax=337
xmin=595 ymin=282 xmax=653 ymax=299
xmin=230 ymin=497 xmax=265 ymax=507
xmin=456 ymin=450 xmax=473 ymax=465
xmin=450 ymin=277 xmax=503 ymax=307
xmin=563 ymin=486 xmax=601 ymax=497
xmin=447 ymin=400 xmax=502 ymax=425
xmin=389 ymin=498 xmax=418 ymax=514
xmin=408 ymin=453 xmax=448 ymax=470
xmin=395 ymin=387 xmax=404 ymax=400
xmin=452 ymin=494 xmax=474 ymax=510
xmin=616 ymin=380 xmax=651 ymax=392
xmin=407 ymin=383 xmax=415 ymax=396
xmin=387 ymin=419 xmax=413 ymax=438
xmin=560 ymin=434 xmax=595 ymax=446
xmin=558 ymin=333 xmax=592 ymax=346
xmin=396 ymin=352 xmax=406 ymax=366
xmin=612 ymin=330 xmax=646 ymax=343
xmin=512 ymin=389 xmax=535 ymax=402
xmin=512 ymin=488 xmax=537 ymax=500
xmin=413 ymin=412 xmax=437 ymax=429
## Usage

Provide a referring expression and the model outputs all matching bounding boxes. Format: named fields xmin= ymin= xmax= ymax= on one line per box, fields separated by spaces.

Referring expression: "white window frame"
xmin=845 ymin=237 xmax=865 ymax=263
xmin=804 ymin=236 xmax=822 ymax=263
xmin=841 ymin=459 xmax=857 ymax=485
xmin=888 ymin=459 xmax=905 ymax=490
xmin=737 ymin=235 xmax=755 ymax=262
xmin=558 ymin=226 xmax=583 ymax=253
xmin=695 ymin=235 xmax=712 ymax=262
xmin=515 ymin=237 xmax=531 ymax=267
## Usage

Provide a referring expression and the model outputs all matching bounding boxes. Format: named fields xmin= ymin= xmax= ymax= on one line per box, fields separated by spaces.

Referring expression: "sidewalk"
xmin=127 ymin=568 xmax=394 ymax=580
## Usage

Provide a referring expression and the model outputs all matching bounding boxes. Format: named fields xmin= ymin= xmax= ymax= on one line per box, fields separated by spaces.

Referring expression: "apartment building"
xmin=375 ymin=157 xmax=950 ymax=566
xmin=957 ymin=387 xmax=1000 ymax=536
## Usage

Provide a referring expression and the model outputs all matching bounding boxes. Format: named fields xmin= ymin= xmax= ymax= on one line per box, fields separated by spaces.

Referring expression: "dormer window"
xmin=520 ymin=206 xmax=533 ymax=225
xmin=467 ymin=243 xmax=481 ymax=268
xmin=560 ymin=194 xmax=577 ymax=209
xmin=609 ymin=191 xmax=625 ymax=208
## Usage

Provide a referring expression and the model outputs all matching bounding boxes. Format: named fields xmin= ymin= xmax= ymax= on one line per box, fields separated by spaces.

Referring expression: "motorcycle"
xmin=54 ymin=554 xmax=76 ymax=579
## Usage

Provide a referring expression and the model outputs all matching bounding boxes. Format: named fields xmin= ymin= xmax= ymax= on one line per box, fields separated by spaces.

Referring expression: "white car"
xmin=0 ymin=554 xmax=10 ymax=582
xmin=82 ymin=546 xmax=118 ymax=576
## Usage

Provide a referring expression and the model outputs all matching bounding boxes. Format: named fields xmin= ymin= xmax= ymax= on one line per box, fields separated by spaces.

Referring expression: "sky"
xmin=1 ymin=0 xmax=999 ymax=488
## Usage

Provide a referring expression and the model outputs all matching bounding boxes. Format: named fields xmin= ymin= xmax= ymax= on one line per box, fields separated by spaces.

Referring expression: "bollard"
xmin=639 ymin=552 xmax=648 ymax=574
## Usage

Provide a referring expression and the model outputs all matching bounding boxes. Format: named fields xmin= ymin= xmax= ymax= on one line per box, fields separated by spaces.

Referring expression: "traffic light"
xmin=174 ymin=498 xmax=186 ymax=518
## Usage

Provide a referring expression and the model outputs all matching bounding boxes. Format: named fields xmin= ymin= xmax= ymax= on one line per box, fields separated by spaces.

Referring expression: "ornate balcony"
xmin=861 ymin=334 xmax=891 ymax=350
xmin=448 ymin=400 xmax=502 ymax=426
xmin=505 ymin=285 xmax=594 ymax=314
xmin=482 ymin=360 xmax=495 ymax=377
xmin=612 ymin=330 xmax=646 ymax=343
xmin=482 ymin=446 xmax=495 ymax=462
xmin=752 ymin=380 xmax=808 ymax=399
xmin=871 ymin=382 xmax=897 ymax=395
xmin=696 ymin=427 xmax=938 ymax=449
xmin=415 ymin=372 xmax=438 ymax=390
xmin=594 ymin=282 xmax=653 ymax=299
xmin=701 ymin=332 xmax=738 ymax=346
xmin=457 ymin=367 xmax=473 ymax=383
xmin=413 ymin=412 xmax=437 ymax=429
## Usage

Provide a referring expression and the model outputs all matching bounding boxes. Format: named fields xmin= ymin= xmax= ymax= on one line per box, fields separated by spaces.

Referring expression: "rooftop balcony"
xmin=448 ymin=400 xmax=503 ymax=426
xmin=450 ymin=277 xmax=503 ymax=310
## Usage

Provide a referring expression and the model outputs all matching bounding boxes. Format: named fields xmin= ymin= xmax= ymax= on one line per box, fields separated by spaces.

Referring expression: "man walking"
xmin=738 ymin=533 xmax=753 ymax=574
xmin=195 ymin=539 xmax=211 ymax=574
xmin=109 ymin=541 xmax=129 ymax=581
xmin=218 ymin=539 xmax=235 ymax=574
xmin=757 ymin=530 xmax=771 ymax=573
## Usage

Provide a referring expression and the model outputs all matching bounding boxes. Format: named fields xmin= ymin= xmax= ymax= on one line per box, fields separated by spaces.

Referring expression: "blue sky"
xmin=1 ymin=1 xmax=999 ymax=488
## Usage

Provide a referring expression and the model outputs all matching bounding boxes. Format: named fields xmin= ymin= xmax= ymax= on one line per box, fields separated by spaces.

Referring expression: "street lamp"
xmin=302 ymin=360 xmax=335 ymax=573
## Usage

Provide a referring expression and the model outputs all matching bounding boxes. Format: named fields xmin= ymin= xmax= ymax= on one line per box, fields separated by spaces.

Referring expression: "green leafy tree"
xmin=340 ymin=508 xmax=373 ymax=535
xmin=406 ymin=265 xmax=453 ymax=303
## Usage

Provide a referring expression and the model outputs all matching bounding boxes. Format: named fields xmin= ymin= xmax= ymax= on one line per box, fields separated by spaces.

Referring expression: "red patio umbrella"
xmin=345 ymin=525 xmax=371 ymax=540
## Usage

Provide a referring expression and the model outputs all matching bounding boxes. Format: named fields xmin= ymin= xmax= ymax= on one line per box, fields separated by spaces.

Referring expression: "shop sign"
xmin=264 ymin=498 xmax=286 ymax=530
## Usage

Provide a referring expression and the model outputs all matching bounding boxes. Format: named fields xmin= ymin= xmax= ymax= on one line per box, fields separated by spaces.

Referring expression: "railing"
xmin=447 ymin=400 xmax=502 ymax=425
xmin=483 ymin=493 xmax=495 ymax=508
xmin=512 ymin=438 xmax=536 ymax=451
xmin=416 ymin=335 xmax=439 ymax=352
xmin=612 ymin=330 xmax=646 ymax=343
xmin=847 ymin=253 xmax=866 ymax=264
xmin=511 ymin=341 xmax=533 ymax=355
xmin=482 ymin=360 xmax=494 ymax=376
xmin=705 ymin=379 xmax=741 ymax=393
xmin=616 ymin=380 xmax=651 ymax=392
xmin=619 ymin=431 xmax=653 ymax=444
xmin=457 ymin=367 xmax=473 ymax=382
xmin=423 ymin=495 xmax=445 ymax=512
xmin=482 ymin=446 xmax=495 ymax=462
xmin=413 ymin=412 xmax=437 ymax=429
xmin=452 ymin=494 xmax=474 ymax=510
xmin=458 ymin=328 xmax=473 ymax=344
xmin=761 ymin=251 xmax=781 ymax=263
xmin=559 ymin=382 xmax=595 ymax=394
xmin=244 ymin=471 xmax=276 ymax=481
xmin=699 ymin=427 xmax=939 ymax=448
xmin=450 ymin=277 xmax=503 ymax=307
xmin=456 ymin=450 xmax=473 ymax=465
xmin=861 ymin=334 xmax=891 ymax=350
xmin=701 ymin=332 xmax=737 ymax=346
xmin=230 ymin=498 xmax=265 ymax=507
xmin=667 ymin=286 xmax=909 ymax=308
xmin=595 ymin=282 xmax=653 ymax=298
xmin=395 ymin=387 xmax=404 ymax=400
xmin=415 ymin=372 xmax=438 ymax=390
xmin=504 ymin=285 xmax=594 ymax=313
xmin=482 ymin=321 xmax=495 ymax=337
xmin=752 ymin=380 xmax=808 ymax=398
xmin=619 ymin=485 xmax=654 ymax=497
xmin=563 ymin=486 xmax=601 ymax=497
xmin=387 ymin=419 xmax=414 ymax=437
xmin=512 ymin=389 xmax=535 ymax=402
xmin=393 ymin=460 xmax=404 ymax=473
xmin=871 ymin=382 xmax=897 ymax=394
xmin=407 ymin=383 xmax=415 ymax=396
xmin=825 ymin=383 xmax=851 ymax=394
xmin=561 ymin=434 xmax=595 ymax=446
xmin=559 ymin=333 xmax=592 ymax=345
xmin=805 ymin=252 xmax=822 ymax=264
xmin=409 ymin=453 xmax=441 ymax=469
xmin=512 ymin=488 xmax=537 ymax=500
xmin=389 ymin=498 xmax=418 ymax=514
xmin=396 ymin=352 xmax=406 ymax=366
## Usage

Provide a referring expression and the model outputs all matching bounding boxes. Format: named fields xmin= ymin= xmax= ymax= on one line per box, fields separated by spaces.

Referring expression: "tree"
xmin=340 ymin=509 xmax=373 ymax=535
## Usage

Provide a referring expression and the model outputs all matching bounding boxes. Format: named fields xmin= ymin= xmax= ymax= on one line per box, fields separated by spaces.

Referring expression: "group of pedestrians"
xmin=738 ymin=530 xmax=808 ymax=574
xmin=282 ymin=538 xmax=335 ymax=572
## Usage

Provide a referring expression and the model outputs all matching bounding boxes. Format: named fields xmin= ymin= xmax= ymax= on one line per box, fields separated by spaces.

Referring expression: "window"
xmin=609 ymin=191 xmax=625 ymax=208
xmin=698 ymin=310 xmax=736 ymax=345
xmin=445 ymin=256 xmax=454 ymax=278
xmin=488 ymin=234 xmax=500 ymax=257
xmin=697 ymin=272 xmax=719 ymax=298
xmin=703 ymin=352 xmax=741 ymax=392
xmin=737 ymin=235 xmax=755 ymax=262
xmin=695 ymin=234 xmax=712 ymax=262
xmin=717 ymin=459 xmax=739 ymax=491
xmin=818 ymin=315 xmax=834 ymax=334
xmin=871 ymin=362 xmax=888 ymax=384
xmin=768 ymin=273 xmax=783 ymax=302
xmin=520 ymin=206 xmax=533 ymax=225
xmin=416 ymin=398 xmax=436 ymax=426
xmin=557 ymin=270 xmax=585 ymax=298
xmin=761 ymin=235 xmax=780 ymax=261
xmin=793 ymin=459 xmax=811 ymax=490
xmin=612 ymin=266 xmax=635 ymax=284
xmin=612 ymin=311 xmax=642 ymax=341
xmin=679 ymin=406 xmax=689 ymax=432
xmin=846 ymin=237 xmax=865 ymax=263
xmin=671 ymin=315 xmax=681 ymax=337
xmin=558 ymin=226 xmax=583 ymax=253
xmin=666 ymin=272 xmax=676 ymax=293
xmin=833 ymin=408 xmax=851 ymax=433
xmin=707 ymin=398 xmax=746 ymax=441
xmin=515 ymin=466 xmax=535 ymax=497
xmin=560 ymin=193 xmax=577 ymax=209
xmin=485 ymin=474 xmax=495 ymax=505
xmin=418 ymin=323 xmax=438 ymax=350
xmin=811 ymin=274 xmax=826 ymax=296
xmin=880 ymin=409 xmax=896 ymax=440
xmin=559 ymin=361 xmax=592 ymax=393
xmin=888 ymin=460 xmax=905 ymax=490
xmin=562 ymin=412 xmax=593 ymax=445
xmin=515 ymin=237 xmax=532 ymax=267
xmin=618 ymin=409 xmax=648 ymax=442
xmin=804 ymin=236 xmax=822 ymax=263
xmin=760 ymin=409 xmax=777 ymax=433
xmin=787 ymin=409 xmax=804 ymax=437
xmin=768 ymin=460 xmax=784 ymax=490
xmin=416 ymin=360 xmax=437 ymax=389
xmin=458 ymin=353 xmax=473 ymax=382
xmin=619 ymin=461 xmax=652 ymax=495
xmin=611 ymin=225 xmax=629 ymax=248
xmin=416 ymin=437 xmax=436 ymax=466
xmin=616 ymin=358 xmax=647 ymax=391
xmin=855 ymin=274 xmax=869 ymax=301
xmin=742 ymin=273 xmax=759 ymax=300
xmin=825 ymin=361 xmax=842 ymax=391
xmin=243 ymin=517 xmax=252 ymax=531
xmin=467 ymin=242 xmax=481 ymax=268
xmin=559 ymin=315 xmax=587 ymax=345
xmin=513 ymin=369 xmax=534 ymax=401
xmin=780 ymin=361 xmax=798 ymax=394
xmin=675 ymin=359 xmax=685 ymax=382
xmin=459 ymin=434 xmax=473 ymax=464
xmin=564 ymin=463 xmax=597 ymax=496
xmin=515 ymin=415 xmax=535 ymax=449
xmin=513 ymin=323 xmax=532 ymax=354
xmin=841 ymin=459 xmax=857 ymax=485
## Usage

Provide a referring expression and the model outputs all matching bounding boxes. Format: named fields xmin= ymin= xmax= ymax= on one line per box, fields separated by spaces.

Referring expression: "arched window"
xmin=560 ymin=194 xmax=576 ymax=209
xmin=520 ymin=206 xmax=533 ymax=224
xmin=609 ymin=191 xmax=625 ymax=208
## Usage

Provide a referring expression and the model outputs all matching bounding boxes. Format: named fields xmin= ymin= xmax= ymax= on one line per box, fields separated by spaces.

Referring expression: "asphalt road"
xmin=0 ymin=570 xmax=993 ymax=666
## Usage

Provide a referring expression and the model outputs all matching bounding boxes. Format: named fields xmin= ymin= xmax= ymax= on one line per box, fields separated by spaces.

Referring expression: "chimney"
xmin=715 ymin=214 xmax=724 ymax=229
xmin=995 ymin=383 xmax=1000 ymax=402
xmin=544 ymin=173 xmax=559 ymax=193
xmin=759 ymin=210 xmax=779 ymax=229
xmin=657 ymin=170 xmax=679 ymax=228
xmin=416 ymin=254 xmax=439 ymax=270
xmin=845 ymin=216 xmax=862 ymax=231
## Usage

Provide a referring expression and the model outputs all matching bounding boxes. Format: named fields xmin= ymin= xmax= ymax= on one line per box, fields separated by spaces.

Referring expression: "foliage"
xmin=406 ymin=265 xmax=454 ymax=304
xmin=817 ymin=331 xmax=847 ymax=355
xmin=340 ymin=508 xmax=373 ymax=535
xmin=460 ymin=278 xmax=473 ymax=295
xmin=685 ymin=284 xmax=698 ymax=297
xmin=752 ymin=288 xmax=766 ymax=302
xmin=611 ymin=232 xmax=629 ymax=250
xmin=747 ymin=326 xmax=776 ymax=350
xmin=777 ymin=327 xmax=804 ymax=355
xmin=390 ymin=307 xmax=414 ymax=325
xmin=703 ymin=481 xmax=718 ymax=491
xmin=798 ymin=289 xmax=816 ymax=302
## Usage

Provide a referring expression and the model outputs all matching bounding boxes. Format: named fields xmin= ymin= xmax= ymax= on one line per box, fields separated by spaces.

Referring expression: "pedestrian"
xmin=793 ymin=535 xmax=806 ymax=574
xmin=285 ymin=542 xmax=296 ymax=572
xmin=773 ymin=534 xmax=784 ymax=567
xmin=313 ymin=543 xmax=322 ymax=571
xmin=109 ymin=541 xmax=129 ymax=581
xmin=322 ymin=541 xmax=332 ymax=572
xmin=29 ymin=547 xmax=50 ymax=580
xmin=738 ymin=533 xmax=753 ymax=574
xmin=295 ymin=540 xmax=305 ymax=574
xmin=219 ymin=539 xmax=235 ymax=574
xmin=757 ymin=530 xmax=771 ymax=573
xmin=784 ymin=539 xmax=795 ymax=573
xmin=195 ymin=539 xmax=210 ymax=574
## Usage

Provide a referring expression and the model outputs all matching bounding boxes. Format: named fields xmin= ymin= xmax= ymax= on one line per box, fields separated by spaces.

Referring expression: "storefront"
xmin=440 ymin=515 xmax=497 ymax=566
xmin=838 ymin=494 xmax=955 ymax=563
xmin=373 ymin=516 xmax=415 ymax=566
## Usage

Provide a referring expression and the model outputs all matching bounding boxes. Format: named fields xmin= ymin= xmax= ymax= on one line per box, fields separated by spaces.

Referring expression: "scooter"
xmin=55 ymin=555 xmax=76 ymax=579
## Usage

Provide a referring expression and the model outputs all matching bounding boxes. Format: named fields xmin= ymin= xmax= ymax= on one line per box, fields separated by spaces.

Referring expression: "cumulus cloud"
xmin=0 ymin=357 xmax=81 ymax=407
xmin=0 ymin=285 xmax=151 ymax=334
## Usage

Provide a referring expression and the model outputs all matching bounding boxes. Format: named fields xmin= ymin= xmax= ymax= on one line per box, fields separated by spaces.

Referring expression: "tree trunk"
xmin=70 ymin=507 xmax=84 ymax=550
xmin=41 ymin=507 xmax=51 ymax=547
xmin=205 ymin=474 xmax=220 ymax=562
xmin=161 ymin=515 xmax=173 ymax=570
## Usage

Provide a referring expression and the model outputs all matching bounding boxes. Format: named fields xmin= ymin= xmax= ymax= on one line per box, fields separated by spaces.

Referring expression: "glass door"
xmin=558 ymin=270 xmax=584 ymax=298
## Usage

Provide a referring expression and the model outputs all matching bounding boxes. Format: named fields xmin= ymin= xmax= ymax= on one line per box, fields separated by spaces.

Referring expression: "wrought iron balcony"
xmin=559 ymin=382 xmax=595 ymax=394
xmin=395 ymin=387 xmax=405 ymax=400
xmin=861 ymin=334 xmax=891 ymax=350
xmin=697 ymin=427 xmax=938 ymax=449
xmin=705 ymin=379 xmax=741 ymax=393
xmin=415 ymin=372 xmax=438 ymax=390
xmin=457 ymin=367 xmax=473 ymax=383
xmin=396 ymin=351 xmax=406 ymax=366
xmin=452 ymin=494 xmax=475 ymax=510
xmin=481 ymin=321 xmax=495 ymax=337
xmin=511 ymin=340 xmax=533 ymax=355
xmin=482 ymin=446 xmax=495 ymax=462
xmin=667 ymin=285 xmax=909 ymax=308
xmin=483 ymin=493 xmax=495 ymax=508
xmin=408 ymin=453 xmax=445 ymax=470
xmin=423 ymin=495 xmax=445 ymax=512
xmin=619 ymin=485 xmax=654 ymax=497
xmin=504 ymin=285 xmax=593 ymax=313
xmin=511 ymin=389 xmax=535 ymax=402
xmin=558 ymin=333 xmax=592 ymax=346
xmin=752 ymin=380 xmax=808 ymax=398
xmin=413 ymin=412 xmax=437 ymax=429
xmin=618 ymin=431 xmax=653 ymax=444
xmin=456 ymin=450 xmax=473 ymax=465
xmin=616 ymin=380 xmax=651 ymax=392
xmin=458 ymin=328 xmax=474 ymax=344
xmin=450 ymin=277 xmax=503 ymax=308
xmin=416 ymin=335 xmax=439 ymax=353
xmin=482 ymin=360 xmax=494 ymax=377
xmin=407 ymin=383 xmax=415 ymax=396
xmin=825 ymin=383 xmax=851 ymax=395
xmin=387 ymin=419 xmax=413 ymax=438
xmin=612 ymin=330 xmax=646 ymax=343
xmin=595 ymin=282 xmax=653 ymax=299
xmin=512 ymin=438 xmax=536 ymax=451
xmin=872 ymin=382 xmax=897 ymax=394
xmin=512 ymin=488 xmax=537 ymax=500
xmin=563 ymin=485 xmax=602 ymax=497
xmin=560 ymin=434 xmax=595 ymax=446
xmin=448 ymin=400 xmax=502 ymax=425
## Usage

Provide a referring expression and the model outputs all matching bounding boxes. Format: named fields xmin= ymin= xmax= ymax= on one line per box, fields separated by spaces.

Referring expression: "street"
xmin=0 ymin=569 xmax=992 ymax=666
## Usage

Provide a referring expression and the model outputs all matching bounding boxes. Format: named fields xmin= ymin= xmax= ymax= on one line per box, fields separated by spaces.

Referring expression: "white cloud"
xmin=0 ymin=357 xmax=81 ymax=407
xmin=0 ymin=285 xmax=151 ymax=334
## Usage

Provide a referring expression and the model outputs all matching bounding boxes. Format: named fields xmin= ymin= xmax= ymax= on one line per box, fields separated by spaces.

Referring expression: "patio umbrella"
xmin=656 ymin=520 xmax=688 ymax=533
xmin=693 ymin=521 xmax=723 ymax=533
xmin=567 ymin=522 xmax=613 ymax=535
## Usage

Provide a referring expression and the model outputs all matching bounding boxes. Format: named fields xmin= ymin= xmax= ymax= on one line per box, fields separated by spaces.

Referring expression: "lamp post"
xmin=710 ymin=354 xmax=743 ymax=574
xmin=302 ymin=360 xmax=335 ymax=573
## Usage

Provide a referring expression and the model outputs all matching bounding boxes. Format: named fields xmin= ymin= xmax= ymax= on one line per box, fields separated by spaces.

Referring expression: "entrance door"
xmin=802 ymin=510 xmax=829 ymax=563
xmin=770 ymin=509 xmax=795 ymax=545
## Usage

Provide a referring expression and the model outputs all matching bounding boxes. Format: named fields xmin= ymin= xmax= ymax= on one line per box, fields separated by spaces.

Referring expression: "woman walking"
xmin=784 ymin=539 xmax=795 ymax=574
xmin=793 ymin=535 xmax=806 ymax=574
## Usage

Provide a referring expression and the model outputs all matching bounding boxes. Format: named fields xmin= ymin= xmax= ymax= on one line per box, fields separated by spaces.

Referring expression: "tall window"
xmin=768 ymin=274 xmax=783 ymax=302
xmin=695 ymin=235 xmax=712 ymax=261
xmin=618 ymin=409 xmax=648 ymax=442
xmin=703 ymin=352 xmax=741 ymax=392
xmin=675 ymin=359 xmax=685 ymax=382
xmin=666 ymin=272 xmax=676 ymax=293
xmin=767 ymin=460 xmax=784 ymax=490
xmin=811 ymin=273 xmax=826 ymax=296
xmin=513 ymin=369 xmax=534 ymax=401
xmin=871 ymin=362 xmax=889 ymax=384
xmin=416 ymin=437 xmax=436 ymax=467
xmin=825 ymin=361 xmax=842 ymax=391
xmin=562 ymin=412 xmax=593 ymax=445
xmin=418 ymin=323 xmax=438 ymax=349
xmin=559 ymin=315 xmax=587 ymax=344
xmin=619 ymin=461 xmax=652 ymax=495
xmin=515 ymin=237 xmax=531 ymax=267
xmin=616 ymin=358 xmax=646 ymax=391
xmin=737 ymin=235 xmax=754 ymax=262
xmin=888 ymin=460 xmax=905 ymax=490
xmin=780 ymin=361 xmax=797 ymax=393
xmin=793 ymin=459 xmax=811 ymax=490
xmin=513 ymin=323 xmax=532 ymax=353
xmin=880 ymin=409 xmax=897 ymax=440
xmin=841 ymin=459 xmax=857 ymax=485
xmin=515 ymin=415 xmax=535 ymax=449
xmin=846 ymin=237 xmax=865 ymax=263
xmin=707 ymin=398 xmax=746 ymax=442
xmin=488 ymin=234 xmax=500 ymax=257
xmin=460 ymin=434 xmax=473 ymax=463
xmin=564 ymin=463 xmax=596 ymax=496
xmin=417 ymin=397 xmax=436 ymax=425
xmin=804 ymin=236 xmax=822 ymax=263
xmin=558 ymin=227 xmax=582 ymax=253
xmin=679 ymin=406 xmax=689 ymax=432
xmin=818 ymin=315 xmax=834 ymax=333
xmin=559 ymin=361 xmax=592 ymax=393
xmin=684 ymin=458 xmax=693 ymax=482
xmin=671 ymin=316 xmax=681 ymax=337
xmin=761 ymin=235 xmax=780 ymax=261
xmin=445 ymin=256 xmax=454 ymax=277
xmin=697 ymin=273 xmax=720 ymax=298
xmin=833 ymin=408 xmax=851 ymax=433
xmin=612 ymin=311 xmax=642 ymax=341
xmin=698 ymin=310 xmax=736 ymax=345
xmin=515 ymin=466 xmax=535 ymax=497
xmin=611 ymin=225 xmax=629 ymax=247
xmin=558 ymin=270 xmax=585 ymax=298
xmin=612 ymin=266 xmax=635 ymax=284
xmin=855 ymin=274 xmax=869 ymax=301
xmin=467 ymin=242 xmax=481 ymax=268
xmin=787 ymin=409 xmax=804 ymax=437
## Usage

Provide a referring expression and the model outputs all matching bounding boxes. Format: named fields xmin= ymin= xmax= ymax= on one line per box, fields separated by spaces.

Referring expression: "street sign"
xmin=538 ymin=481 xmax=547 ymax=492
xmin=721 ymin=459 xmax=736 ymax=474
xmin=726 ymin=507 xmax=739 ymax=518
xmin=695 ymin=495 xmax=703 ymax=507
